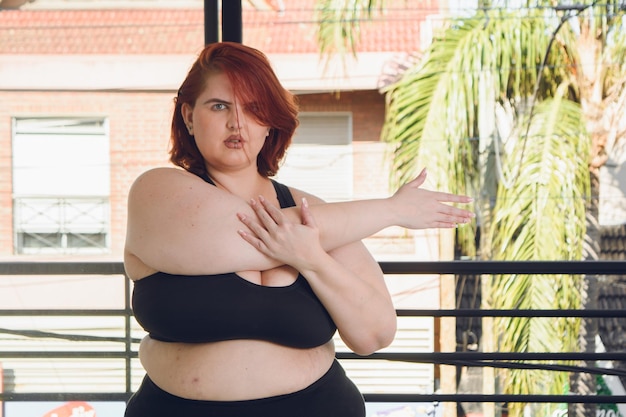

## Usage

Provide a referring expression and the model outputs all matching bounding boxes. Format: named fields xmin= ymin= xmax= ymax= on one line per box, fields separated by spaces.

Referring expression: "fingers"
xmin=406 ymin=168 xmax=427 ymax=188
xmin=436 ymin=191 xmax=474 ymax=204
xmin=236 ymin=211 xmax=270 ymax=243
xmin=236 ymin=227 xmax=268 ymax=253
xmin=300 ymin=197 xmax=317 ymax=226
xmin=249 ymin=195 xmax=284 ymax=229
xmin=235 ymin=197 xmax=281 ymax=245
xmin=438 ymin=204 xmax=475 ymax=226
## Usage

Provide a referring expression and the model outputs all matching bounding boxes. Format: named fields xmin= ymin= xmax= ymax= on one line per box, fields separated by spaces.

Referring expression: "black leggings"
xmin=124 ymin=359 xmax=365 ymax=417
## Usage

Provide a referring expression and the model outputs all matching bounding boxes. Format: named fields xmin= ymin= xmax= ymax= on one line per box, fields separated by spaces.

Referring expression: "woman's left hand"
xmin=237 ymin=196 xmax=325 ymax=269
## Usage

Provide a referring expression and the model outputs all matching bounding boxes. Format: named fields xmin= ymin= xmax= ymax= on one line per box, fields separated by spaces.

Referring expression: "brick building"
xmin=0 ymin=0 xmax=444 ymax=259
xmin=0 ymin=0 xmax=454 ymax=408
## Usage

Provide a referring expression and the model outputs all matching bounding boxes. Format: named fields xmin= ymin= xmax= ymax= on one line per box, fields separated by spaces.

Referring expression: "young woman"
xmin=123 ymin=41 xmax=474 ymax=417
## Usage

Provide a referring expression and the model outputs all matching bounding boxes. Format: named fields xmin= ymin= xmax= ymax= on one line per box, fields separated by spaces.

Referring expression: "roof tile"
xmin=0 ymin=0 xmax=438 ymax=54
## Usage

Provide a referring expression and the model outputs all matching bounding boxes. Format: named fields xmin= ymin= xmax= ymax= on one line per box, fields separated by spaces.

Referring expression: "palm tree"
xmin=314 ymin=1 xmax=626 ymax=416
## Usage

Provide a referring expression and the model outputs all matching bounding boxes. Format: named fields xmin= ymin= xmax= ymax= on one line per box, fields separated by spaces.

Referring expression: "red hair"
xmin=170 ymin=42 xmax=299 ymax=177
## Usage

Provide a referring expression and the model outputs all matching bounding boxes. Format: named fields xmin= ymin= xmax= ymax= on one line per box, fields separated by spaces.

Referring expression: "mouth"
xmin=224 ymin=135 xmax=244 ymax=149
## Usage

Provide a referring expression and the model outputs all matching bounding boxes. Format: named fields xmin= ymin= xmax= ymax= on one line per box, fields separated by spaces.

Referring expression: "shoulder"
xmin=130 ymin=167 xmax=198 ymax=190
xmin=128 ymin=167 xmax=209 ymax=202
xmin=283 ymin=184 xmax=326 ymax=206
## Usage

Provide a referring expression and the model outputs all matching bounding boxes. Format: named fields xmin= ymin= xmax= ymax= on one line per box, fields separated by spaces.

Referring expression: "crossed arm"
xmin=125 ymin=167 xmax=474 ymax=354
xmin=125 ymin=167 xmax=473 ymax=278
xmin=234 ymin=175 xmax=472 ymax=354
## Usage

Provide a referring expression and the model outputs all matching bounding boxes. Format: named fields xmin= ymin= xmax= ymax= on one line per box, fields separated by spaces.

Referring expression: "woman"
xmin=124 ymin=42 xmax=473 ymax=417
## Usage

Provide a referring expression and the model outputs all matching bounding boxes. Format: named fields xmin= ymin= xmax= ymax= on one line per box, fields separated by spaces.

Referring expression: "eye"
xmin=212 ymin=103 xmax=228 ymax=111
xmin=245 ymin=102 xmax=260 ymax=115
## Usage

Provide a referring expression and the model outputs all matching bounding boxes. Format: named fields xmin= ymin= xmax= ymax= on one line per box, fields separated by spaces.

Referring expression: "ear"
xmin=181 ymin=102 xmax=193 ymax=126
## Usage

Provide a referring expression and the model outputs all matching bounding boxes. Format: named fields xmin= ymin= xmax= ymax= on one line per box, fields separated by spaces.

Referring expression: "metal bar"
xmin=1 ymin=260 xmax=625 ymax=407
xmin=124 ymin=271 xmax=133 ymax=395
xmin=2 ymin=392 xmax=624 ymax=404
xmin=0 ymin=393 xmax=132 ymax=402
xmin=0 ymin=309 xmax=130 ymax=316
xmin=363 ymin=394 xmax=626 ymax=404
xmin=204 ymin=0 xmax=219 ymax=45
xmin=6 ymin=351 xmax=622 ymax=362
xmin=396 ymin=308 xmax=626 ymax=317
xmin=0 ymin=327 xmax=141 ymax=343
xmin=336 ymin=352 xmax=626 ymax=361
xmin=379 ymin=260 xmax=626 ymax=275
xmin=3 ymin=350 xmax=624 ymax=366
xmin=0 ymin=352 xmax=138 ymax=358
xmin=0 ymin=261 xmax=125 ymax=275
xmin=221 ymin=0 xmax=242 ymax=43
xmin=2 ymin=260 xmax=624 ymax=276
xmin=4 ymin=308 xmax=624 ymax=318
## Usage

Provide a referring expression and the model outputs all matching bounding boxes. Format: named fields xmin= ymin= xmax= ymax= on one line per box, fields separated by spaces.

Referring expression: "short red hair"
xmin=170 ymin=42 xmax=300 ymax=177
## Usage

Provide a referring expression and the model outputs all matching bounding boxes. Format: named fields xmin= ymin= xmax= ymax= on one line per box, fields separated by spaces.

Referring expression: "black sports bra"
xmin=131 ymin=177 xmax=337 ymax=348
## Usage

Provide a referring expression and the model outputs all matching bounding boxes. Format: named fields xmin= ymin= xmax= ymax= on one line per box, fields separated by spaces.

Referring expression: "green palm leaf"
xmin=489 ymin=88 xmax=589 ymax=416
xmin=314 ymin=1 xmax=625 ymax=415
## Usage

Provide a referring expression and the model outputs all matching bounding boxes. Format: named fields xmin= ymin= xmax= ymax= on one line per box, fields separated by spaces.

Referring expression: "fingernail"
xmin=302 ymin=197 xmax=308 ymax=208
xmin=258 ymin=195 xmax=265 ymax=202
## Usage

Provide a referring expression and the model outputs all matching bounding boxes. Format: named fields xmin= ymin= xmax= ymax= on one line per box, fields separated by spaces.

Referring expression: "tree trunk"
xmin=568 ymin=170 xmax=600 ymax=417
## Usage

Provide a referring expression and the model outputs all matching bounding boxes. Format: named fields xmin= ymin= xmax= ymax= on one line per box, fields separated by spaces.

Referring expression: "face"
xmin=181 ymin=71 xmax=270 ymax=176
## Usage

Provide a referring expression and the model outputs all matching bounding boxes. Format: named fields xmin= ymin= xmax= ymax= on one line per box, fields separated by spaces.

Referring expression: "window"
xmin=12 ymin=118 xmax=110 ymax=254
xmin=274 ymin=113 xmax=353 ymax=202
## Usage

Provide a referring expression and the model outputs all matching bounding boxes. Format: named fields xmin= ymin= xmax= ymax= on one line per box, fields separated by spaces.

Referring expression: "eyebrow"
xmin=202 ymin=97 xmax=232 ymax=105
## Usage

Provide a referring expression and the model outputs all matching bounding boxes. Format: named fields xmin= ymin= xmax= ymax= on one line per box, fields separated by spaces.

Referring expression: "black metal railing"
xmin=1 ymin=260 xmax=625 ymax=407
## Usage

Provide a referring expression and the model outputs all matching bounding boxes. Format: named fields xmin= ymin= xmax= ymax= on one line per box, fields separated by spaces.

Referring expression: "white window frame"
xmin=12 ymin=117 xmax=111 ymax=255
xmin=274 ymin=112 xmax=353 ymax=202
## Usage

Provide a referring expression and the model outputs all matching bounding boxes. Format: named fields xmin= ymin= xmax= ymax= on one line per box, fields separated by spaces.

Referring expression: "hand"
xmin=390 ymin=169 xmax=475 ymax=229
xmin=237 ymin=196 xmax=325 ymax=269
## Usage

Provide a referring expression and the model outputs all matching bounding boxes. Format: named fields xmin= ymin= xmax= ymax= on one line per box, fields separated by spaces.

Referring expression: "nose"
xmin=227 ymin=111 xmax=242 ymax=131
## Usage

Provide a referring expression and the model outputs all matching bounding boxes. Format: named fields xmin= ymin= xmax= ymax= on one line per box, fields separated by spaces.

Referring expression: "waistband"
xmin=126 ymin=359 xmax=365 ymax=417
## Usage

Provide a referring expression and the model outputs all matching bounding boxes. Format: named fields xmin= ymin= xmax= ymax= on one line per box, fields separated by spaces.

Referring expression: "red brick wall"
xmin=298 ymin=90 xmax=392 ymax=200
xmin=298 ymin=90 xmax=386 ymax=142
xmin=0 ymin=89 xmax=387 ymax=258
xmin=0 ymin=90 xmax=173 ymax=257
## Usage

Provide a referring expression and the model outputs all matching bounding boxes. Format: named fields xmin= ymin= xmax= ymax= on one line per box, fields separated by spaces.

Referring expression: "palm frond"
xmin=315 ymin=0 xmax=383 ymax=58
xmin=489 ymin=87 xmax=589 ymax=414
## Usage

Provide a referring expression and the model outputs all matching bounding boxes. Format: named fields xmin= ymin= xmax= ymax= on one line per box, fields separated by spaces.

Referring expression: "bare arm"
xmin=124 ymin=167 xmax=473 ymax=278
xmin=239 ymin=195 xmax=397 ymax=355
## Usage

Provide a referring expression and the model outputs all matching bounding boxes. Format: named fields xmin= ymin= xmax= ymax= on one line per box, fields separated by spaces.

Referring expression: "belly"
xmin=138 ymin=336 xmax=336 ymax=401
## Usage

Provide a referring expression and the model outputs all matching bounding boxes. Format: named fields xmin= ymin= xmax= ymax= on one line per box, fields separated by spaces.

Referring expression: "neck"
xmin=205 ymin=168 xmax=272 ymax=202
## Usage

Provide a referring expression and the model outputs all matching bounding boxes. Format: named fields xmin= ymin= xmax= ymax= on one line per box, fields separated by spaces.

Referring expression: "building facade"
xmin=0 ymin=1 xmax=451 ymax=412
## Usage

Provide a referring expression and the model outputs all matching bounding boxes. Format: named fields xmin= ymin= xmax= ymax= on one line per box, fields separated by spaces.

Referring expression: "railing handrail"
xmin=1 ymin=259 xmax=625 ymax=275
xmin=1 ymin=260 xmax=625 ymax=406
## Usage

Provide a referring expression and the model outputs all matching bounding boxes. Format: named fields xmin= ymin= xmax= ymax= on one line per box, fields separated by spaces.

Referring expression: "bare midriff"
xmin=138 ymin=336 xmax=336 ymax=401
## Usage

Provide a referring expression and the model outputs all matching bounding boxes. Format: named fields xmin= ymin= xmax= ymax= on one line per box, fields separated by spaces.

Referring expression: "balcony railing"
xmin=1 ymin=260 xmax=625 ymax=410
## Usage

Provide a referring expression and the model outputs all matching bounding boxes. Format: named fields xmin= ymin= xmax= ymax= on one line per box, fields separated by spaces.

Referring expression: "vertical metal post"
xmin=222 ymin=0 xmax=242 ymax=43
xmin=124 ymin=272 xmax=133 ymax=399
xmin=204 ymin=0 xmax=219 ymax=45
